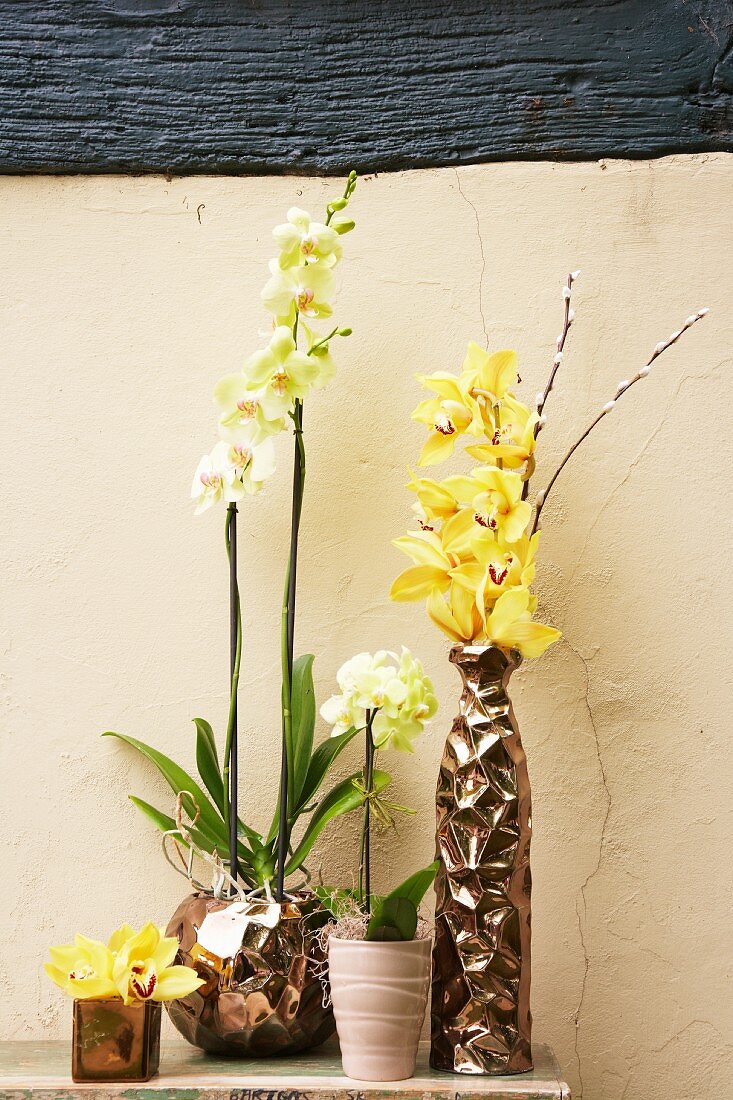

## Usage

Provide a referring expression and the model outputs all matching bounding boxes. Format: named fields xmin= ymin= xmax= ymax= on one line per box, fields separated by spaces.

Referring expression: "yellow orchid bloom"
xmin=480 ymin=587 xmax=561 ymax=658
xmin=467 ymin=394 xmax=539 ymax=472
xmin=461 ymin=343 xmax=519 ymax=401
xmin=44 ymin=935 xmax=118 ymax=1001
xmin=406 ymin=472 xmax=479 ymax=524
xmin=390 ymin=516 xmax=480 ymax=602
xmin=112 ymin=922 xmax=204 ymax=1006
xmin=470 ymin=530 xmax=540 ymax=604
xmin=427 ymin=583 xmax=483 ymax=643
xmin=471 ymin=466 xmax=532 ymax=543
xmin=412 ymin=373 xmax=482 ymax=466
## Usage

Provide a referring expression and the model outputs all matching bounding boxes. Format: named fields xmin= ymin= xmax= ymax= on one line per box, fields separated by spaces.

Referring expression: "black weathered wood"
xmin=0 ymin=0 xmax=730 ymax=174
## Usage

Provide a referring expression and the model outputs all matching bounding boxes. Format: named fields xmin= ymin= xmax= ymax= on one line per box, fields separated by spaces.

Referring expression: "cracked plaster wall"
xmin=1 ymin=157 xmax=731 ymax=1099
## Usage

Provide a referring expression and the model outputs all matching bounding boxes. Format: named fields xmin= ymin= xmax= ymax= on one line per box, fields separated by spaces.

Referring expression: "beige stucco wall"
xmin=1 ymin=156 xmax=731 ymax=1099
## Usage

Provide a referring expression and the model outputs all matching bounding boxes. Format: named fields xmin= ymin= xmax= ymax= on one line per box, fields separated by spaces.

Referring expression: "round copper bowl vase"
xmin=165 ymin=891 xmax=335 ymax=1056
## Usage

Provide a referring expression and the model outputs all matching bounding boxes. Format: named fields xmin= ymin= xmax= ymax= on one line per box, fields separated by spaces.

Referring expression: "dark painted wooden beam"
xmin=0 ymin=0 xmax=730 ymax=174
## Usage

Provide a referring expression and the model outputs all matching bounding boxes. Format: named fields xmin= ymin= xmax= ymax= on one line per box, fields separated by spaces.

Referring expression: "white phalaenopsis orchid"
xmin=321 ymin=648 xmax=438 ymax=752
xmin=191 ymin=438 xmax=275 ymax=514
xmin=243 ymin=326 xmax=321 ymax=401
xmin=262 ymin=259 xmax=335 ymax=325
xmin=273 ymin=207 xmax=342 ymax=268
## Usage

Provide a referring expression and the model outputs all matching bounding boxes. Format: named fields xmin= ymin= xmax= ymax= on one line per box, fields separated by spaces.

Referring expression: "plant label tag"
xmin=198 ymin=902 xmax=280 ymax=959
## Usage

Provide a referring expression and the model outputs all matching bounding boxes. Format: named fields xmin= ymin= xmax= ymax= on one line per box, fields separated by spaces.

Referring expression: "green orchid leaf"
xmin=285 ymin=769 xmax=390 ymax=876
xmin=290 ymin=654 xmax=316 ymax=808
xmin=367 ymin=896 xmax=418 ymax=942
xmin=384 ymin=860 xmax=440 ymax=910
xmin=129 ymin=796 xmax=224 ymax=858
xmin=295 ymin=726 xmax=359 ymax=814
xmin=104 ymin=731 xmax=227 ymax=845
xmin=193 ymin=719 xmax=225 ymax=816
xmin=129 ymin=796 xmax=257 ymax=880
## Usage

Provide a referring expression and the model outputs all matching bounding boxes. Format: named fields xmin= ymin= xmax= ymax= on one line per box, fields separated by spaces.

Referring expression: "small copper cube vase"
xmin=72 ymin=999 xmax=161 ymax=1082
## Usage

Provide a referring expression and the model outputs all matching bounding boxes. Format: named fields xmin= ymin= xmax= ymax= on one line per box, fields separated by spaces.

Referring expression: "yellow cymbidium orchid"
xmin=45 ymin=934 xmax=118 ymax=1001
xmin=478 ymin=587 xmax=561 ymax=658
xmin=471 ymin=466 xmax=532 ymax=543
xmin=112 ymin=922 xmax=204 ymax=1006
xmin=471 ymin=530 xmax=540 ymax=600
xmin=461 ymin=343 xmax=519 ymax=401
xmin=412 ymin=373 xmax=482 ymax=466
xmin=390 ymin=514 xmax=482 ymax=603
xmin=467 ymin=394 xmax=539 ymax=472
xmin=46 ymin=923 xmax=203 ymax=1005
xmin=406 ymin=472 xmax=479 ymax=524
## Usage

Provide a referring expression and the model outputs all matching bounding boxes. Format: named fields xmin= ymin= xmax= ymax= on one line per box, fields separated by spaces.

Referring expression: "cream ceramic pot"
xmin=328 ymin=936 xmax=431 ymax=1081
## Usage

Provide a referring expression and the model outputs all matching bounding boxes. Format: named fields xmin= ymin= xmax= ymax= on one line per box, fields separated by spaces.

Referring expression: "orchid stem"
xmin=223 ymin=503 xmax=242 ymax=889
xmin=359 ymin=709 xmax=376 ymax=915
xmin=276 ymin=398 xmax=305 ymax=901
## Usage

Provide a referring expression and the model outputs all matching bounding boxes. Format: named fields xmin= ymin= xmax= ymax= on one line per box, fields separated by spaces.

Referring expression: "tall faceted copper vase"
xmin=431 ymin=644 xmax=532 ymax=1075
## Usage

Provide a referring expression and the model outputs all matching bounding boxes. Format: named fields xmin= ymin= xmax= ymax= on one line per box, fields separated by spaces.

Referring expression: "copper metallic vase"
xmin=166 ymin=891 xmax=335 ymax=1056
xmin=430 ymin=644 xmax=532 ymax=1075
xmin=72 ymin=999 xmax=161 ymax=1082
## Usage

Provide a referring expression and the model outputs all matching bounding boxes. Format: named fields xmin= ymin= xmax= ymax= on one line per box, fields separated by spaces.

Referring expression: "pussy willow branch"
xmin=522 ymin=270 xmax=578 ymax=501
xmin=530 ymin=308 xmax=709 ymax=536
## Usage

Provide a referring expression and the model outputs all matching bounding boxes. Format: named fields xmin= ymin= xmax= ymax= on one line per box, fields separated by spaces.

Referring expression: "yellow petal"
xmin=392 ymin=530 xmax=448 ymax=568
xmin=501 ymin=621 xmax=562 ymax=658
xmin=68 ymin=976 xmax=119 ymax=1001
xmin=74 ymin=935 xmax=114 ymax=979
xmin=441 ymin=507 xmax=477 ymax=555
xmin=152 ymin=966 xmax=205 ymax=1002
xmin=390 ymin=565 xmax=450 ymax=601
xmin=415 ymin=372 xmax=464 ymax=402
xmin=48 ymin=944 xmax=81 ymax=970
xmin=418 ymin=430 xmax=456 ymax=467
xmin=107 ymin=923 xmax=137 ymax=954
xmin=449 ymin=561 xmax=485 ymax=592
xmin=488 ymin=588 xmax=531 ymax=637
xmin=152 ymin=936 xmax=180 ymax=972
xmin=449 ymin=582 xmax=478 ymax=641
xmin=502 ymin=500 xmax=532 ymax=542
xmin=426 ymin=587 xmax=464 ymax=642
xmin=44 ymin=963 xmax=72 ymax=993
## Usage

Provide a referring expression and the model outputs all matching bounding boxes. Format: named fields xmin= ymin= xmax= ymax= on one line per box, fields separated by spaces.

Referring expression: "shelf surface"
xmin=0 ymin=1039 xmax=570 ymax=1098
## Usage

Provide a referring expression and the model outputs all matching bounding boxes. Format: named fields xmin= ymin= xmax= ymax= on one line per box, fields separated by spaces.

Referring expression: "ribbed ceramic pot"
xmin=431 ymin=644 xmax=533 ymax=1075
xmin=166 ymin=891 xmax=334 ymax=1056
xmin=328 ymin=937 xmax=431 ymax=1081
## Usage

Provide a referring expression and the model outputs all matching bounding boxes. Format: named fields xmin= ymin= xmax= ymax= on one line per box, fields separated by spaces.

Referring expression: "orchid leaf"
xmin=384 ymin=860 xmax=440 ymax=910
xmin=290 ymin=654 xmax=316 ymax=808
xmin=193 ymin=719 xmax=224 ymax=816
xmin=285 ymin=769 xmax=390 ymax=876
xmin=367 ymin=897 xmax=418 ymax=942
xmin=103 ymin=731 xmax=227 ymax=845
xmin=128 ymin=795 xmax=226 ymax=858
xmin=295 ymin=726 xmax=359 ymax=814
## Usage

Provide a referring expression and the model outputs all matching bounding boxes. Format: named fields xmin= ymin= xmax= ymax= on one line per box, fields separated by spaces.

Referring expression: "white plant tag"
xmin=198 ymin=902 xmax=280 ymax=960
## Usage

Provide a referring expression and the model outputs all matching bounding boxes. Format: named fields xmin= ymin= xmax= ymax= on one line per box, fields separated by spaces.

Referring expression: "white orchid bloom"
xmin=243 ymin=326 xmax=320 ymax=404
xmin=273 ymin=207 xmax=342 ymax=268
xmin=190 ymin=440 xmax=245 ymax=515
xmin=261 ymin=260 xmax=335 ymax=325
xmin=321 ymin=648 xmax=437 ymax=750
xmin=213 ymin=374 xmax=287 ymax=445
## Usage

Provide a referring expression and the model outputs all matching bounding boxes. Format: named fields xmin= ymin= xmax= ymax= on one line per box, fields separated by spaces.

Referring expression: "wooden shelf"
xmin=0 ymin=1039 xmax=569 ymax=1098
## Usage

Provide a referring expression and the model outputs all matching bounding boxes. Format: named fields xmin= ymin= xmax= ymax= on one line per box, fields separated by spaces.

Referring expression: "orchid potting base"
xmin=0 ymin=1039 xmax=569 ymax=1098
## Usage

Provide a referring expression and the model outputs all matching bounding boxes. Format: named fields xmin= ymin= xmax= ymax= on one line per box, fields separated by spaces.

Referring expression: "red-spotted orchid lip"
xmin=130 ymin=963 xmax=157 ymax=1000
